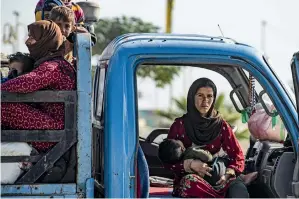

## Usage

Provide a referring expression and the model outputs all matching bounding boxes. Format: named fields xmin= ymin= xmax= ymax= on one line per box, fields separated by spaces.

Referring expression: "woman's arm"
xmin=221 ymin=121 xmax=245 ymax=176
xmin=1 ymin=61 xmax=59 ymax=93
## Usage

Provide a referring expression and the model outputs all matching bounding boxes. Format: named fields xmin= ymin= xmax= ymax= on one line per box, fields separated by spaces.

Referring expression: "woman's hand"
xmin=190 ymin=160 xmax=212 ymax=177
xmin=216 ymin=174 xmax=231 ymax=186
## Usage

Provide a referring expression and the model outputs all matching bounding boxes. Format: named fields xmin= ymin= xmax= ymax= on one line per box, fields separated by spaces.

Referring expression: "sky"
xmin=1 ymin=0 xmax=299 ymax=110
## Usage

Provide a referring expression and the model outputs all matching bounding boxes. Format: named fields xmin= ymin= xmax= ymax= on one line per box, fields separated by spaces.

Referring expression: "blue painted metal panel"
xmin=75 ymin=33 xmax=93 ymax=194
xmin=1 ymin=184 xmax=76 ymax=195
xmin=100 ymin=33 xmax=238 ymax=60
xmin=85 ymin=178 xmax=94 ymax=198
xmin=103 ymin=34 xmax=299 ymax=197
xmin=104 ymin=49 xmax=138 ymax=198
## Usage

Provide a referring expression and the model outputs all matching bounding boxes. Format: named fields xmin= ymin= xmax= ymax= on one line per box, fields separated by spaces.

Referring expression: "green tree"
xmin=93 ymin=16 xmax=180 ymax=88
xmin=156 ymin=93 xmax=249 ymax=140
xmin=94 ymin=16 xmax=159 ymax=55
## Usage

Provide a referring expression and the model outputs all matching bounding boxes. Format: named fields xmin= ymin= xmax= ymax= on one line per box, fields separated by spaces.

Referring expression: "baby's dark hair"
xmin=8 ymin=52 xmax=34 ymax=74
xmin=158 ymin=139 xmax=183 ymax=164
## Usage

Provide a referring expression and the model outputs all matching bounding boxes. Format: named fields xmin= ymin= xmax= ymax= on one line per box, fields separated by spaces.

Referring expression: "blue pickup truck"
xmin=2 ymin=33 xmax=299 ymax=198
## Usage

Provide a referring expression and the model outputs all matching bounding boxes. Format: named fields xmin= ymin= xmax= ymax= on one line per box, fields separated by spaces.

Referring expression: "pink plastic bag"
xmin=248 ymin=103 xmax=286 ymax=142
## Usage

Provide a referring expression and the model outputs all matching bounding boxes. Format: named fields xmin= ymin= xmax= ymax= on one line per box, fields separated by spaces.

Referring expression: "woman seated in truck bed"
xmin=1 ymin=20 xmax=76 ymax=153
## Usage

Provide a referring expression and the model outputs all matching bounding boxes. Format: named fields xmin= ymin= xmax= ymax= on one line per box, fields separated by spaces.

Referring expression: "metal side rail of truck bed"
xmin=1 ymin=33 xmax=93 ymax=198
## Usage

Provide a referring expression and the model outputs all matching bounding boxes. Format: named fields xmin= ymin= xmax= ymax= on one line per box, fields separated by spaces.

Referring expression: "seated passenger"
xmin=1 ymin=20 xmax=76 ymax=153
xmin=49 ymin=6 xmax=97 ymax=62
xmin=158 ymin=139 xmax=257 ymax=189
xmin=46 ymin=4 xmax=97 ymax=47
xmin=38 ymin=2 xmax=96 ymax=59
xmin=4 ymin=52 xmax=34 ymax=82
xmin=159 ymin=139 xmax=227 ymax=188
xmin=163 ymin=77 xmax=249 ymax=198
xmin=49 ymin=6 xmax=76 ymax=63
xmin=35 ymin=0 xmax=94 ymax=39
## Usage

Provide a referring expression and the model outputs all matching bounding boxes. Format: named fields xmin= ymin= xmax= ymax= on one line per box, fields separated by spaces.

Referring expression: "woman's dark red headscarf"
xmin=183 ymin=78 xmax=223 ymax=145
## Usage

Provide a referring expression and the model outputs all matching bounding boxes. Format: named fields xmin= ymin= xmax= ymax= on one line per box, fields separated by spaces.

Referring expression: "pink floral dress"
xmin=1 ymin=59 xmax=76 ymax=152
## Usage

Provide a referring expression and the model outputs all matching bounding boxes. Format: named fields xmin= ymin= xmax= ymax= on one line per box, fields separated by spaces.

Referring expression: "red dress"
xmin=1 ymin=59 xmax=76 ymax=152
xmin=165 ymin=117 xmax=245 ymax=198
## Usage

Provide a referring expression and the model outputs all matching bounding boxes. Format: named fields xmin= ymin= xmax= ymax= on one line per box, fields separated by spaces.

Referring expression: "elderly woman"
xmin=1 ymin=20 xmax=76 ymax=152
xmin=165 ymin=78 xmax=249 ymax=198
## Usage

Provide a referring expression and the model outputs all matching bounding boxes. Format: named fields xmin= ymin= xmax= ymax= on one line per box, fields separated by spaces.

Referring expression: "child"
xmin=49 ymin=6 xmax=75 ymax=39
xmin=49 ymin=6 xmax=96 ymax=62
xmin=1 ymin=52 xmax=34 ymax=83
xmin=158 ymin=139 xmax=227 ymax=188
xmin=158 ymin=139 xmax=258 ymax=188
xmin=39 ymin=0 xmax=97 ymax=45
xmin=48 ymin=5 xmax=97 ymax=44
xmin=48 ymin=6 xmax=77 ymax=63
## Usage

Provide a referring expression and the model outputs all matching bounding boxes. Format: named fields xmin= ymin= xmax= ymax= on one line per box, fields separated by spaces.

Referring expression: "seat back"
xmin=145 ymin=128 xmax=169 ymax=144
xmin=140 ymin=128 xmax=174 ymax=179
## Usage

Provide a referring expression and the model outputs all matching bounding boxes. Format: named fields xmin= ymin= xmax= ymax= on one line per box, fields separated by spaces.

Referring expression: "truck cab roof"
xmin=100 ymin=33 xmax=262 ymax=64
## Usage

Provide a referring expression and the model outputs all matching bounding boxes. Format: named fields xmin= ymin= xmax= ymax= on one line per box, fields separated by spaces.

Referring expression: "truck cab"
xmin=2 ymin=33 xmax=299 ymax=198
xmin=93 ymin=33 xmax=299 ymax=198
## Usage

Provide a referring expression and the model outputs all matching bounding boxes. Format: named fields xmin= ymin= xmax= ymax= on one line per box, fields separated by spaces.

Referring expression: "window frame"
xmin=93 ymin=61 xmax=108 ymax=122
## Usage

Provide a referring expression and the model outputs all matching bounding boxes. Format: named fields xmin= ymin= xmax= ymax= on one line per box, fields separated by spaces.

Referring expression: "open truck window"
xmin=133 ymin=53 xmax=294 ymax=198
